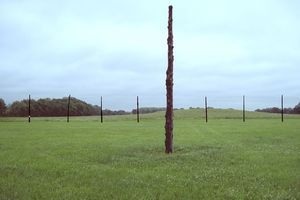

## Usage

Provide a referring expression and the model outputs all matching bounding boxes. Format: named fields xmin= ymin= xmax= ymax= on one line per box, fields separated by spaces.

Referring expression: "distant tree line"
xmin=0 ymin=97 xmax=98 ymax=117
xmin=1 ymin=97 xmax=299 ymax=117
xmin=132 ymin=107 xmax=166 ymax=114
xmin=0 ymin=97 xmax=129 ymax=117
xmin=255 ymin=102 xmax=300 ymax=114
xmin=0 ymin=97 xmax=167 ymax=117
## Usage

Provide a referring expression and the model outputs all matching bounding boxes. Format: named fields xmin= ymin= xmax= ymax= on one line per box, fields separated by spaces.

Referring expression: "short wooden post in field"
xmin=67 ymin=95 xmax=70 ymax=123
xmin=243 ymin=95 xmax=245 ymax=122
xmin=100 ymin=96 xmax=103 ymax=123
xmin=281 ymin=95 xmax=284 ymax=122
xmin=136 ymin=96 xmax=140 ymax=123
xmin=205 ymin=96 xmax=208 ymax=123
xmin=28 ymin=94 xmax=31 ymax=123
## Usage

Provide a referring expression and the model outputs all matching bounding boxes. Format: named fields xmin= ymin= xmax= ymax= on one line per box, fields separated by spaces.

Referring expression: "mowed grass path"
xmin=0 ymin=110 xmax=299 ymax=199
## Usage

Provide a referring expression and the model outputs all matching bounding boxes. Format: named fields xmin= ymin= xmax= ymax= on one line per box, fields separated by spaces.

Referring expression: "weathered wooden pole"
xmin=137 ymin=96 xmax=140 ymax=123
xmin=243 ymin=95 xmax=245 ymax=122
xmin=281 ymin=95 xmax=284 ymax=122
xmin=205 ymin=96 xmax=208 ymax=123
xmin=165 ymin=5 xmax=174 ymax=154
xmin=100 ymin=96 xmax=103 ymax=123
xmin=67 ymin=95 xmax=70 ymax=123
xmin=28 ymin=94 xmax=31 ymax=123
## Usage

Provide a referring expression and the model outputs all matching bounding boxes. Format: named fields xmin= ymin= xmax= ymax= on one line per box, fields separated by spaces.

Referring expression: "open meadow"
xmin=0 ymin=109 xmax=299 ymax=199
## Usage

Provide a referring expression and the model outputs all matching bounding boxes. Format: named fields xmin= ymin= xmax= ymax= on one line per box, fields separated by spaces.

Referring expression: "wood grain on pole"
xmin=165 ymin=5 xmax=174 ymax=154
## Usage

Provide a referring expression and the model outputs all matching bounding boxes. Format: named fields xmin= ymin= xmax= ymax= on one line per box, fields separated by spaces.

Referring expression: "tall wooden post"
xmin=205 ymin=96 xmax=208 ymax=123
xmin=165 ymin=5 xmax=174 ymax=154
xmin=137 ymin=96 xmax=140 ymax=123
xmin=281 ymin=95 xmax=284 ymax=122
xmin=67 ymin=95 xmax=70 ymax=123
xmin=100 ymin=96 xmax=103 ymax=123
xmin=28 ymin=94 xmax=31 ymax=123
xmin=243 ymin=95 xmax=245 ymax=122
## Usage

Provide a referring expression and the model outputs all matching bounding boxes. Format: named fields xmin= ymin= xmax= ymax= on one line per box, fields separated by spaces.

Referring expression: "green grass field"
xmin=0 ymin=109 xmax=299 ymax=199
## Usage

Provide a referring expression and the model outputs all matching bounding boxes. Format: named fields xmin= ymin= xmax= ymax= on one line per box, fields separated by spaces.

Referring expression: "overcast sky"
xmin=0 ymin=0 xmax=299 ymax=110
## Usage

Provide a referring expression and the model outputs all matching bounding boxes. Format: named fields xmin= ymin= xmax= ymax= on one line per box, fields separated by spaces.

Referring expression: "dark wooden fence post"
xmin=165 ymin=5 xmax=174 ymax=154
xmin=100 ymin=96 xmax=103 ymax=123
xmin=205 ymin=96 xmax=208 ymax=123
xmin=243 ymin=95 xmax=245 ymax=122
xmin=67 ymin=95 xmax=70 ymax=123
xmin=28 ymin=94 xmax=31 ymax=123
xmin=281 ymin=95 xmax=284 ymax=122
xmin=137 ymin=96 xmax=140 ymax=123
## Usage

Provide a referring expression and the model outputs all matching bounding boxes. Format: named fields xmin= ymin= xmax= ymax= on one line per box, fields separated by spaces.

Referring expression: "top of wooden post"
xmin=169 ymin=5 xmax=173 ymax=15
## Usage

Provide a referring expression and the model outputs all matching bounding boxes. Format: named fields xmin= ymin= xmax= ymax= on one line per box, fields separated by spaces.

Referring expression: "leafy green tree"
xmin=0 ymin=98 xmax=7 ymax=116
xmin=293 ymin=102 xmax=300 ymax=114
xmin=7 ymin=100 xmax=27 ymax=116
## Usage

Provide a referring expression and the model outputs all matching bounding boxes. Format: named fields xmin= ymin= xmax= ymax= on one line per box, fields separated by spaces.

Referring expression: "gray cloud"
xmin=0 ymin=0 xmax=299 ymax=110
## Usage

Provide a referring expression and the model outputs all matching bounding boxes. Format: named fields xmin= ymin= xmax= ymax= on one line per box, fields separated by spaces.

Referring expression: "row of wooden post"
xmin=27 ymin=95 xmax=285 ymax=123
xmin=203 ymin=95 xmax=284 ymax=123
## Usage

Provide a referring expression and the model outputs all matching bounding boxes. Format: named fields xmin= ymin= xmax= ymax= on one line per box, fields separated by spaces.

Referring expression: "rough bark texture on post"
xmin=28 ymin=94 xmax=31 ymax=123
xmin=165 ymin=5 xmax=174 ymax=154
